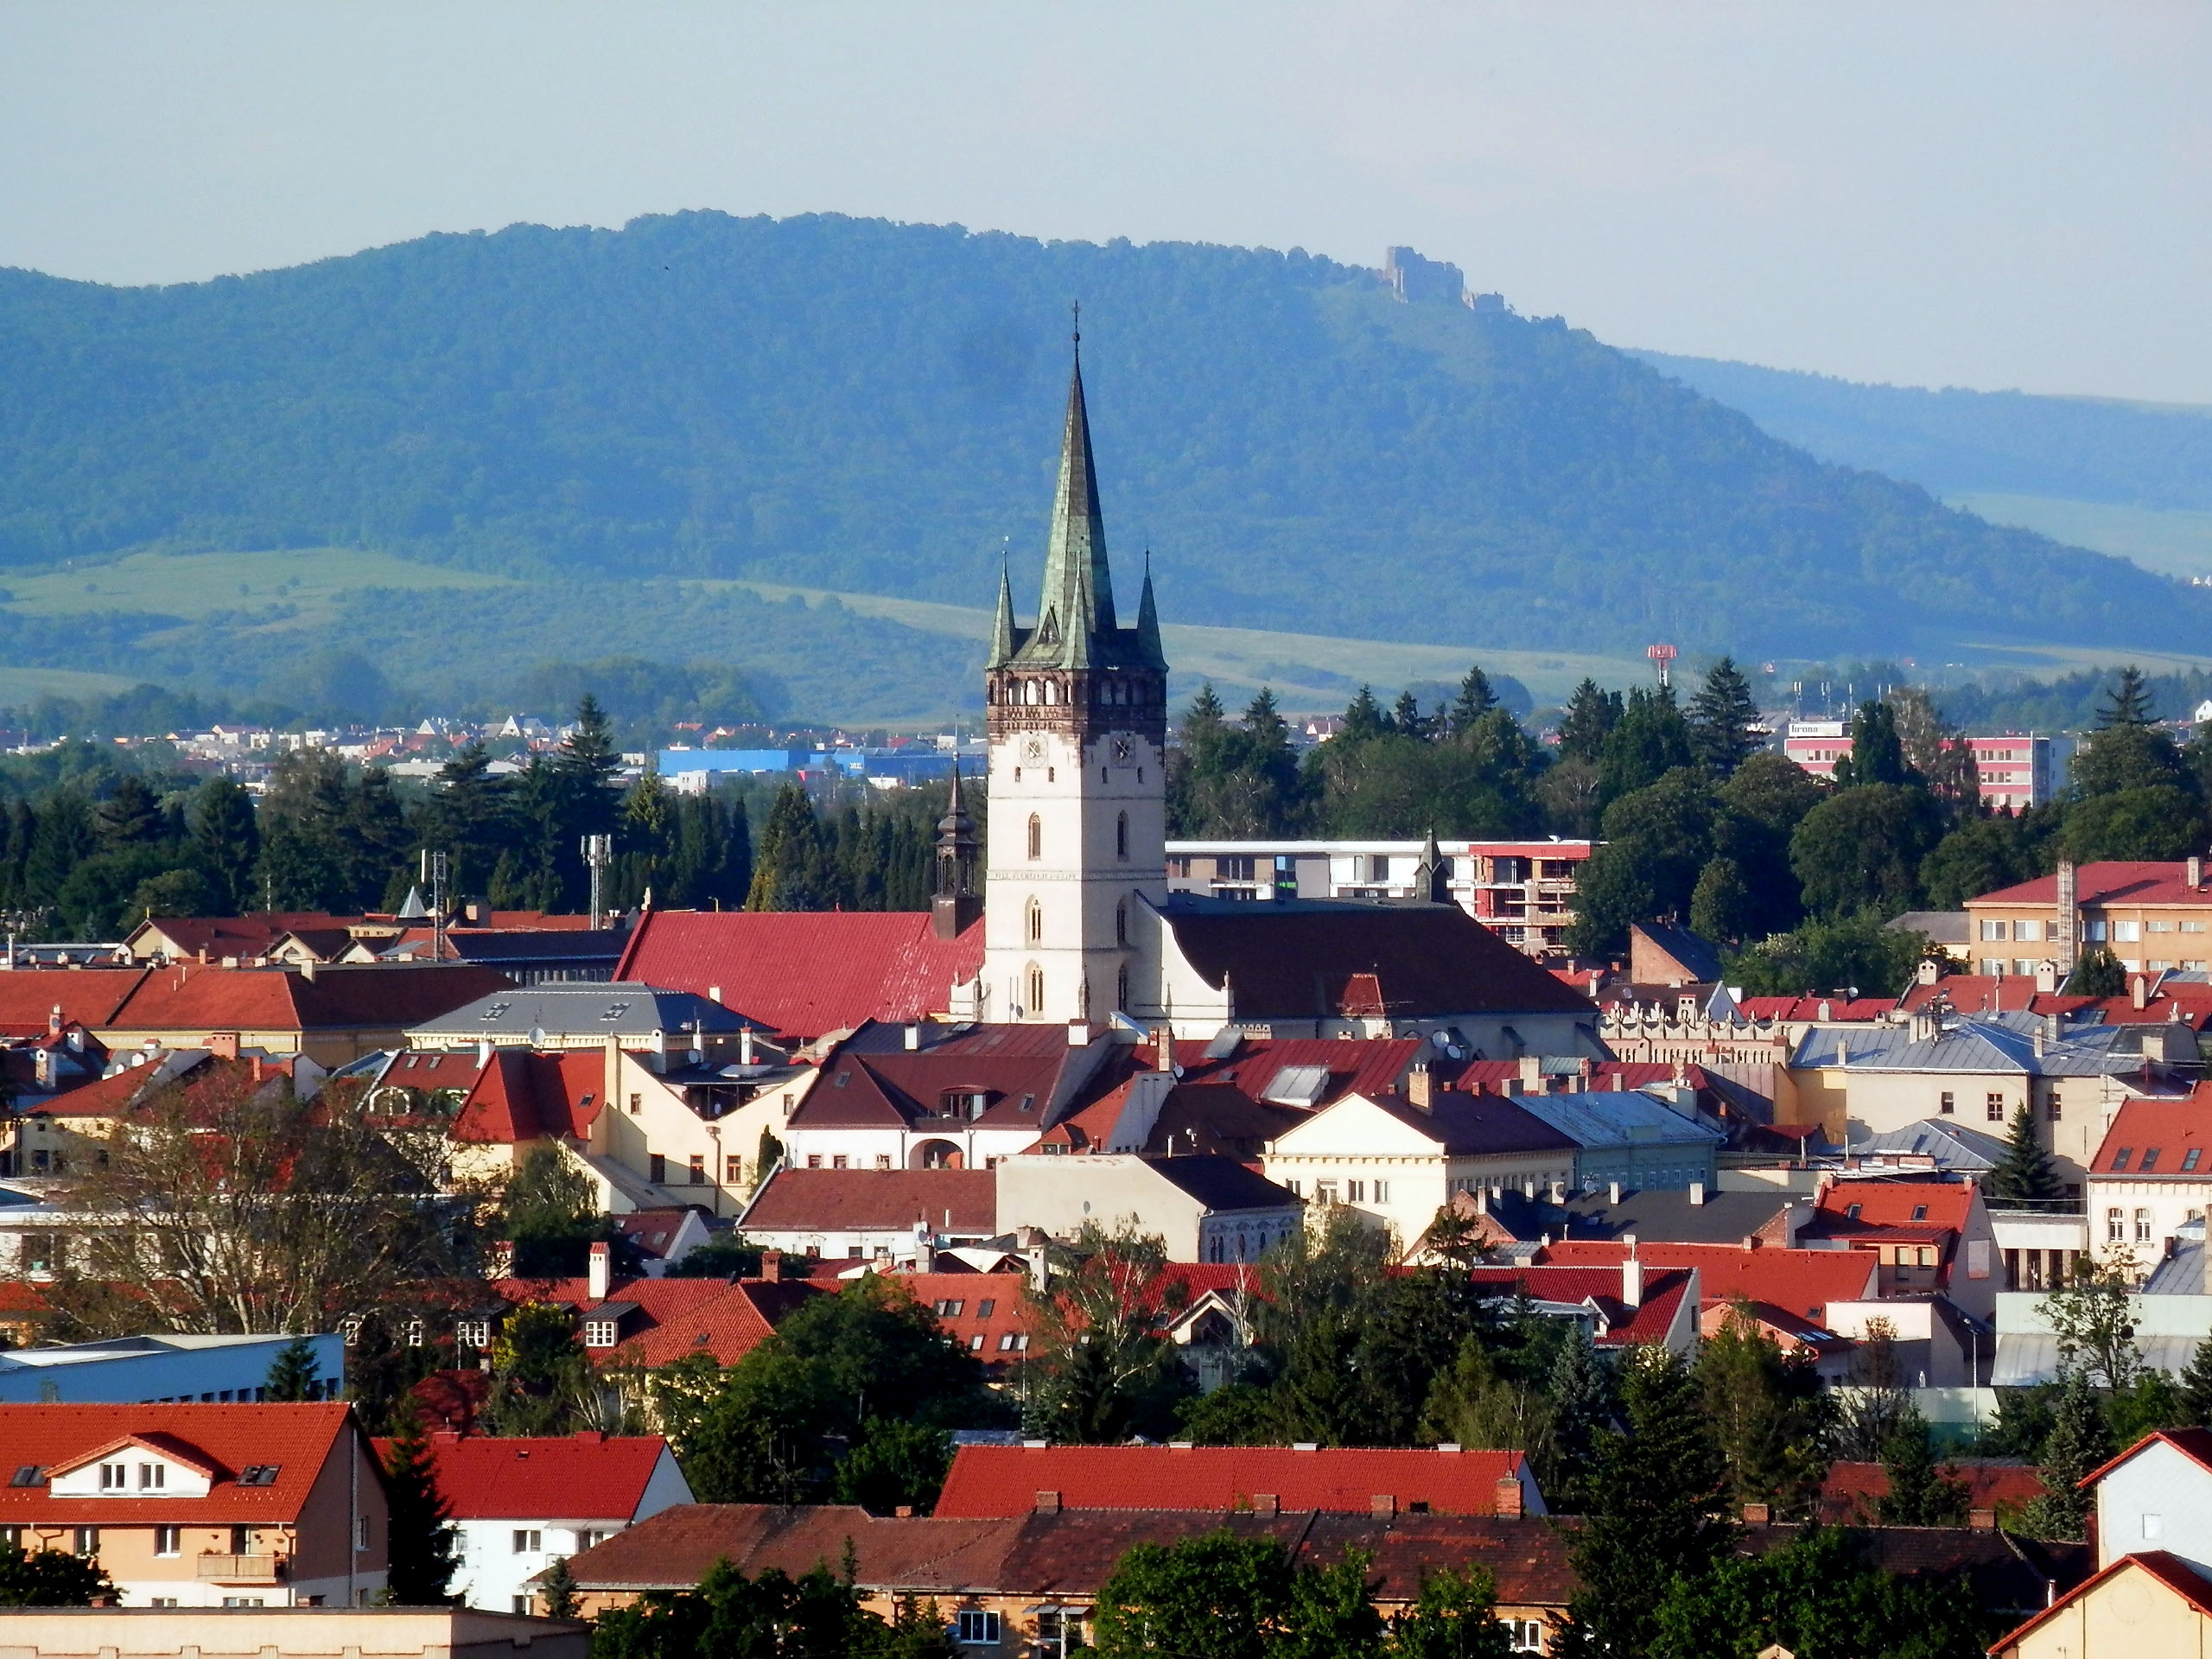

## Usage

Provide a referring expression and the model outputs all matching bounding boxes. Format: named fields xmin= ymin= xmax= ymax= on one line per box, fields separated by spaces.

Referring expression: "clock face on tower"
xmin=1023 ymin=736 xmax=1046 ymax=764
xmin=1112 ymin=735 xmax=1134 ymax=765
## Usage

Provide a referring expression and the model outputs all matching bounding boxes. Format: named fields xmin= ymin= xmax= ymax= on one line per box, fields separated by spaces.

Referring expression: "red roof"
xmin=448 ymin=1050 xmax=607 ymax=1144
xmin=932 ymin=1444 xmax=1531 ymax=1519
xmin=0 ymin=969 xmax=149 ymax=1036
xmin=490 ymin=1274 xmax=821 ymax=1369
xmin=612 ymin=911 xmax=983 ymax=1042
xmin=741 ymin=1167 xmax=998 ymax=1236
xmin=1735 ymin=995 xmax=1894 ymax=1021
xmin=1818 ymin=1459 xmax=2043 ymax=1521
xmin=372 ymin=1431 xmax=675 ymax=1521
xmin=1897 ymin=976 xmax=2094 ymax=1018
xmin=2088 ymin=1095 xmax=2212 ymax=1177
xmin=1989 ymin=1550 xmax=2212 ymax=1655
xmin=2079 ymin=1426 xmax=2212 ymax=1490
xmin=1531 ymin=1242 xmax=1876 ymax=1323
xmin=1810 ymin=1176 xmax=1974 ymax=1232
xmin=1973 ymin=861 xmax=2212 ymax=909
xmin=105 ymin=963 xmax=513 ymax=1035
xmin=0 ymin=1403 xmax=357 ymax=1524
xmin=893 ymin=1272 xmax=1034 ymax=1369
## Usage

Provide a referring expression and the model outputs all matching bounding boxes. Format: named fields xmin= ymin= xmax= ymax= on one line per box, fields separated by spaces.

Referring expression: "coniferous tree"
xmin=263 ymin=1336 xmax=326 ymax=1402
xmin=2100 ymin=665 xmax=2159 ymax=728
xmin=1339 ymin=685 xmax=1390 ymax=744
xmin=2016 ymin=1373 xmax=2111 ymax=1540
xmin=1875 ymin=1406 xmax=1970 ymax=1526
xmin=1686 ymin=658 xmax=1763 ymax=776
xmin=344 ymin=766 xmax=414 ymax=912
xmin=537 ymin=1554 xmax=581 ymax=1619
xmin=1594 ymin=687 xmax=1695 ymax=808
xmin=1989 ymin=1104 xmax=2064 ymax=1206
xmin=1832 ymin=697 xmax=1915 ymax=788
xmin=1694 ymin=1309 xmax=1832 ymax=1514
xmin=2177 ymin=1338 xmax=2212 ymax=1427
xmin=257 ymin=748 xmax=353 ymax=910
xmin=426 ymin=741 xmax=513 ymax=895
xmin=1390 ymin=689 xmax=1433 ymax=742
xmin=382 ymin=1395 xmax=460 ymax=1604
xmin=188 ymin=777 xmax=261 ymax=914
xmin=1447 ymin=665 xmax=1498 ymax=735
xmin=746 ymin=783 xmax=833 ymax=911
xmin=1168 ymin=683 xmax=1232 ymax=835
xmin=92 ymin=776 xmax=164 ymax=851
xmin=1543 ymin=1323 xmax=1613 ymax=1516
xmin=1555 ymin=680 xmax=1624 ymax=766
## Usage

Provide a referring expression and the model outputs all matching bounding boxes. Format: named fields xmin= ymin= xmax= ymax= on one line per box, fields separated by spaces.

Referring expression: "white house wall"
xmin=2096 ymin=1440 xmax=2212 ymax=1578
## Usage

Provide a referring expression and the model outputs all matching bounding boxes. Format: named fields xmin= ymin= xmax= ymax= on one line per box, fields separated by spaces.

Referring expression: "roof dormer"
xmin=46 ymin=1433 xmax=219 ymax=1499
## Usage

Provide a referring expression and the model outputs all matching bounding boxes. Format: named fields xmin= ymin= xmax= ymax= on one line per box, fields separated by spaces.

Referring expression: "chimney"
xmin=1034 ymin=1491 xmax=1061 ymax=1514
xmin=905 ymin=1024 xmax=921 ymax=1051
xmin=1407 ymin=1063 xmax=1433 ymax=1109
xmin=2133 ymin=975 xmax=2150 ymax=1011
xmin=1252 ymin=1494 xmax=1279 ymax=1516
xmin=1969 ymin=1508 xmax=1996 ymax=1531
xmin=207 ymin=1032 xmax=238 ymax=1060
xmin=2035 ymin=961 xmax=2058 ymax=994
xmin=1916 ymin=958 xmax=1940 ymax=987
xmin=1742 ymin=1502 xmax=1770 ymax=1526
xmin=740 ymin=1026 xmax=755 ymax=1066
xmin=477 ymin=1038 xmax=493 ymax=1068
xmin=1608 ymin=1181 xmax=1622 ymax=1205
xmin=1518 ymin=1054 xmax=1541 ymax=1089
xmin=1493 ymin=1474 xmax=1523 ymax=1518
xmin=1622 ymin=1250 xmax=1643 ymax=1309
xmin=250 ymin=1056 xmax=263 ymax=1083
xmin=588 ymin=1241 xmax=611 ymax=1301
xmin=760 ymin=1249 xmax=782 ymax=1284
xmin=2056 ymin=859 xmax=2079 ymax=972
xmin=1370 ymin=1494 xmax=1396 ymax=1518
xmin=709 ymin=984 xmax=723 ymax=1006
xmin=1067 ymin=1021 xmax=1093 ymax=1046
xmin=1689 ymin=1180 xmax=1706 ymax=1206
xmin=46 ymin=1005 xmax=60 ymax=1037
xmin=299 ymin=957 xmax=315 ymax=982
xmin=2192 ymin=855 xmax=2203 ymax=892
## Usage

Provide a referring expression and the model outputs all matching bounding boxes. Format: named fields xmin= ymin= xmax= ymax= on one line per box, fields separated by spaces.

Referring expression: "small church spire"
xmin=988 ymin=558 xmax=1019 ymax=669
xmin=1026 ymin=328 xmax=1116 ymax=667
xmin=1135 ymin=550 xmax=1166 ymax=672
xmin=1414 ymin=829 xmax=1448 ymax=904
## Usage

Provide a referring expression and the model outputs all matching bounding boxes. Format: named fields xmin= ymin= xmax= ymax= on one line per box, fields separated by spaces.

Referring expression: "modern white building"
xmin=0 ymin=1333 xmax=343 ymax=1404
xmin=418 ymin=1433 xmax=692 ymax=1614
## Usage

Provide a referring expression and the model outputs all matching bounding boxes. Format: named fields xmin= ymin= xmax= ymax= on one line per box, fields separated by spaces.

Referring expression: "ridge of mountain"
xmin=1 ymin=209 xmax=2207 ymax=677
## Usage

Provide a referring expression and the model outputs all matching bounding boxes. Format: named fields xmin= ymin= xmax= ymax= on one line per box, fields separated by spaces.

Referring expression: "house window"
xmin=1939 ymin=1091 xmax=1954 ymax=1116
xmin=1346 ymin=1180 xmax=1365 ymax=1203
xmin=957 ymin=1610 xmax=1002 ymax=1644
xmin=808 ymin=1155 xmax=823 ymax=1168
xmin=2017 ymin=919 xmax=2044 ymax=943
xmin=629 ymin=1093 xmax=641 ymax=1115
xmin=998 ymin=1332 xmax=1028 ymax=1352
xmin=874 ymin=1154 xmax=891 ymax=1170
xmin=513 ymin=1529 xmax=543 ymax=1554
xmin=1315 ymin=1181 xmax=1338 ymax=1204
xmin=2186 ymin=1149 xmax=2203 ymax=1173
xmin=1025 ymin=964 xmax=1044 ymax=1014
xmin=1504 ymin=1619 xmax=1545 ymax=1653
xmin=728 ymin=1156 xmax=745 ymax=1181
xmin=969 ymin=1334 xmax=986 ymax=1351
xmin=513 ymin=1597 xmax=532 ymax=1615
xmin=584 ymin=1320 xmax=620 ymax=1349
xmin=2116 ymin=920 xmax=2142 ymax=943
xmin=2136 ymin=1209 xmax=2154 ymax=1243
xmin=2048 ymin=1096 xmax=2063 ymax=1122
xmin=577 ymin=1529 xmax=607 ymax=1551
xmin=1986 ymin=1093 xmax=2005 ymax=1122
xmin=1116 ymin=900 xmax=1128 ymax=946
xmin=978 ymin=1299 xmax=995 ymax=1317
xmin=649 ymin=1154 xmax=666 ymax=1184
xmin=457 ymin=1319 xmax=491 ymax=1348
xmin=1027 ymin=816 xmax=1042 ymax=861
xmin=689 ymin=1154 xmax=707 ymax=1185
xmin=1116 ymin=966 xmax=1129 ymax=1011
xmin=138 ymin=1463 xmax=164 ymax=1491
xmin=2113 ymin=1148 xmax=2133 ymax=1172
xmin=357 ymin=1516 xmax=370 ymax=1552
xmin=2107 ymin=1207 xmax=2126 ymax=1243
xmin=934 ymin=1300 xmax=966 ymax=1317
xmin=73 ymin=1528 xmax=97 ymax=1556
xmin=1026 ymin=899 xmax=1043 ymax=944
xmin=222 ymin=1599 xmax=264 ymax=1609
xmin=1373 ymin=1180 xmax=1389 ymax=1202
xmin=1980 ymin=919 xmax=2008 ymax=942
xmin=96 ymin=1463 xmax=124 ymax=1491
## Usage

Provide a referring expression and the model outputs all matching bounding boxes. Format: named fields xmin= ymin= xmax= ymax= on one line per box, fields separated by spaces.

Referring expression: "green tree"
xmin=589 ymin=1556 xmax=890 ymax=1659
xmin=1420 ymin=1338 xmax=1555 ymax=1480
xmin=1831 ymin=698 xmax=1914 ymax=788
xmin=2059 ymin=785 xmax=2205 ymax=861
xmin=382 ymin=1395 xmax=460 ymax=1604
xmin=2039 ymin=1258 xmax=2145 ymax=1391
xmin=1541 ymin=1323 xmax=1614 ymax=1516
xmin=1561 ymin=767 xmax=1719 ymax=955
xmin=1555 ymin=680 xmax=1623 ymax=766
xmin=425 ymin=742 xmax=515 ymax=896
xmin=1091 ymin=1531 xmax=1294 ymax=1659
xmin=537 ymin=1554 xmax=581 ymax=1619
xmin=2101 ymin=664 xmax=2160 ymax=728
xmin=263 ymin=1335 xmax=326 ymax=1402
xmin=1688 ymin=855 xmax=1755 ymax=944
xmin=501 ymin=1142 xmax=613 ymax=1279
xmin=2015 ymin=1373 xmax=2111 ymax=1540
xmin=1024 ymin=1224 xmax=1196 ymax=1444
xmin=257 ymin=748 xmax=353 ymax=911
xmin=481 ymin=1301 xmax=591 ymax=1437
xmin=2180 ymin=1338 xmax=2212 ymax=1428
xmin=1875 ymin=1406 xmax=1970 ymax=1526
xmin=1686 ymin=658 xmax=1763 ymax=776
xmin=344 ymin=766 xmax=415 ymax=912
xmin=831 ymin=1418 xmax=954 ymax=1515
xmin=746 ymin=783 xmax=835 ymax=911
xmin=0 ymin=1541 xmax=112 ymax=1607
xmin=1384 ymin=1565 xmax=1516 ymax=1659
xmin=1920 ymin=813 xmax=2047 ymax=911
xmin=1988 ymin=1103 xmax=2064 ymax=1206
xmin=1557 ymin=1345 xmax=1732 ymax=1656
xmin=1595 ymin=687 xmax=1695 ymax=808
xmin=1446 ymin=665 xmax=1499 ymax=735
xmin=1788 ymin=782 xmax=1943 ymax=918
xmin=92 ymin=775 xmax=164 ymax=851
xmin=2065 ymin=945 xmax=2127 ymax=996
xmin=1694 ymin=1308 xmax=1831 ymax=1515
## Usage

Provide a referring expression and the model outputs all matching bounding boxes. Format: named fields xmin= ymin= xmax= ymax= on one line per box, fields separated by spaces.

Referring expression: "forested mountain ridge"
xmin=0 ymin=209 xmax=2204 ymax=661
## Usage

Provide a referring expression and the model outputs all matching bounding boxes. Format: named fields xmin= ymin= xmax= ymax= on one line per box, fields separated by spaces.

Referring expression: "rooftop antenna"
xmin=421 ymin=849 xmax=449 ymax=960
xmin=581 ymin=834 xmax=613 ymax=930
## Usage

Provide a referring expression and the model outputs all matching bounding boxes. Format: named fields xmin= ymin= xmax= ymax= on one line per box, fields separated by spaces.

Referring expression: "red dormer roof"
xmin=449 ymin=1050 xmax=607 ymax=1145
xmin=1896 ymin=976 xmax=2095 ymax=1018
xmin=932 ymin=1443 xmax=1533 ymax=1519
xmin=893 ymin=1272 xmax=1034 ymax=1369
xmin=1808 ymin=1176 xmax=1973 ymax=1232
xmin=370 ymin=1432 xmax=674 ymax=1521
xmin=2088 ymin=1094 xmax=2212 ymax=1177
xmin=611 ymin=911 xmax=983 ymax=1042
xmin=0 ymin=1403 xmax=358 ymax=1525
xmin=1734 ymin=995 xmax=1894 ymax=1022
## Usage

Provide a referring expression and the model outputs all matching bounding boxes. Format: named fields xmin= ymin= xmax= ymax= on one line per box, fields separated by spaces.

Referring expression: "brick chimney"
xmin=1370 ymin=1494 xmax=1396 ymax=1518
xmin=2192 ymin=855 xmax=2204 ymax=892
xmin=588 ymin=1240 xmax=611 ymax=1302
xmin=2133 ymin=975 xmax=2150 ymax=1011
xmin=1034 ymin=1491 xmax=1061 ymax=1514
xmin=760 ymin=1249 xmax=783 ymax=1284
xmin=206 ymin=1032 xmax=239 ymax=1060
xmin=1407 ymin=1063 xmax=1433 ymax=1109
xmin=1969 ymin=1508 xmax=1996 ymax=1531
xmin=1493 ymin=1475 xmax=1523 ymax=1518
xmin=1252 ymin=1494 xmax=1279 ymax=1516
xmin=1742 ymin=1502 xmax=1770 ymax=1526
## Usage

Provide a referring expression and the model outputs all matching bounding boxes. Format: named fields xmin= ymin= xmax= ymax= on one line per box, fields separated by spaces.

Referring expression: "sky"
xmin=3 ymin=3 xmax=2209 ymax=404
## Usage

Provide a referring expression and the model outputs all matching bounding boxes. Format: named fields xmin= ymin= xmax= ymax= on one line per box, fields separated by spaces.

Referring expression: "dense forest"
xmin=1 ymin=210 xmax=2202 ymax=675
xmin=1638 ymin=350 xmax=2212 ymax=511
xmin=0 ymin=698 xmax=946 ymax=939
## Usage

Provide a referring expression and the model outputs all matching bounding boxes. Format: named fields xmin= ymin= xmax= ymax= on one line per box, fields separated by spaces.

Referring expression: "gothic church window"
xmin=1027 ymin=899 xmax=1043 ymax=944
xmin=1116 ymin=812 xmax=1128 ymax=860
xmin=1026 ymin=963 xmax=1045 ymax=1014
xmin=1116 ymin=966 xmax=1129 ymax=1011
xmin=1027 ymin=815 xmax=1042 ymax=861
xmin=1116 ymin=900 xmax=1128 ymax=945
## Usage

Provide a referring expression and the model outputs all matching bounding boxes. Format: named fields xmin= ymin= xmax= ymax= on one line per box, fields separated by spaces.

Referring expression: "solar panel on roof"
xmin=1262 ymin=1065 xmax=1331 ymax=1107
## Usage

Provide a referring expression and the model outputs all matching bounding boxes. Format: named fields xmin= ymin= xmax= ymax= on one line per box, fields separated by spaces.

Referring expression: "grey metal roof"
xmin=408 ymin=981 xmax=766 ymax=1038
xmin=1506 ymin=1090 xmax=1725 ymax=1151
xmin=1790 ymin=1013 xmax=2147 ymax=1078
xmin=1481 ymin=1185 xmax=1796 ymax=1245
xmin=1853 ymin=1118 xmax=2010 ymax=1173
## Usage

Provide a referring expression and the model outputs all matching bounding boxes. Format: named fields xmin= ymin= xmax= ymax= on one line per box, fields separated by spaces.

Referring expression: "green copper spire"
xmin=987 ymin=560 xmax=1020 ymax=669
xmin=1135 ymin=550 xmax=1167 ymax=672
xmin=1019 ymin=341 xmax=1116 ymax=669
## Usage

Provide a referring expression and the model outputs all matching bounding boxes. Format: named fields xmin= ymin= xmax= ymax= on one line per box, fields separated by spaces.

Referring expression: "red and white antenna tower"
xmin=1646 ymin=642 xmax=1678 ymax=689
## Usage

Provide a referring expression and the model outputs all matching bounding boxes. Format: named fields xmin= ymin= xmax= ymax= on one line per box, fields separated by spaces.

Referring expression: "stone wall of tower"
xmin=982 ymin=666 xmax=1167 ymax=1023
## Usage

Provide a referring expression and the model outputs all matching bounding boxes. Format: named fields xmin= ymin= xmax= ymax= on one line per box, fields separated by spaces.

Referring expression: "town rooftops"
xmin=1819 ymin=1459 xmax=2044 ymax=1522
xmin=372 ymin=1432 xmax=675 ymax=1521
xmin=1460 ymin=1264 xmax=1696 ymax=1347
xmin=793 ymin=1026 xmax=1116 ymax=1135
xmin=611 ymin=910 xmax=985 ymax=1042
xmin=0 ymin=969 xmax=149 ymax=1036
xmin=738 ymin=1167 xmax=999 ymax=1237
xmin=106 ymin=963 xmax=516 ymax=1035
xmin=1807 ymin=1174 xmax=1975 ymax=1236
xmin=1850 ymin=1118 xmax=2011 ymax=1174
xmin=408 ymin=982 xmax=766 ymax=1042
xmin=1472 ymin=1184 xmax=1798 ymax=1245
xmin=1970 ymin=861 xmax=2212 ymax=909
xmin=1346 ymin=1091 xmax=1581 ymax=1158
xmin=1158 ymin=897 xmax=1598 ymax=1019
xmin=2088 ymin=1095 xmax=2212 ymax=1177
xmin=448 ymin=1050 xmax=606 ymax=1144
xmin=2079 ymin=1427 xmax=2212 ymax=1488
xmin=931 ymin=1443 xmax=1540 ymax=1519
xmin=1532 ymin=1241 xmax=1878 ymax=1325
xmin=1503 ymin=1090 xmax=1725 ymax=1153
xmin=491 ymin=1274 xmax=819 ymax=1369
xmin=1136 ymin=1155 xmax=1303 ymax=1214
xmin=0 ymin=1403 xmax=359 ymax=1524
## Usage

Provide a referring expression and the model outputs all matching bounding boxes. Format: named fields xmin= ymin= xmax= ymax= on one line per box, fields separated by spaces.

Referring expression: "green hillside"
xmin=2 ymin=211 xmax=2207 ymax=702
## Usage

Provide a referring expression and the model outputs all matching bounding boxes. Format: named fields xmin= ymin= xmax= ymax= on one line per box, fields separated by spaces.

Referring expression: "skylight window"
xmin=2113 ymin=1148 xmax=2133 ymax=1172
xmin=482 ymin=1003 xmax=512 ymax=1021
xmin=7 ymin=1466 xmax=41 ymax=1488
xmin=1911 ymin=1205 xmax=1928 ymax=1221
xmin=235 ymin=1465 xmax=281 ymax=1487
xmin=1845 ymin=1203 xmax=1861 ymax=1220
xmin=1262 ymin=1065 xmax=1332 ymax=1108
xmin=2143 ymin=1148 xmax=2164 ymax=1173
xmin=2186 ymin=1149 xmax=2203 ymax=1173
xmin=601 ymin=1004 xmax=630 ymax=1021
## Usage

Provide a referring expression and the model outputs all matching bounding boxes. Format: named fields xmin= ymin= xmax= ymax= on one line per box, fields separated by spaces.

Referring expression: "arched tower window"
xmin=1116 ymin=899 xmax=1128 ymax=945
xmin=1026 ymin=899 xmax=1043 ymax=944
xmin=1027 ymin=814 xmax=1042 ymax=861
xmin=1025 ymin=963 xmax=1045 ymax=1015
xmin=1116 ymin=811 xmax=1128 ymax=860
xmin=1116 ymin=965 xmax=1130 ymax=1011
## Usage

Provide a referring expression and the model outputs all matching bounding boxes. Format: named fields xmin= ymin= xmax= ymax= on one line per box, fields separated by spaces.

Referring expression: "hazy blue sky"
xmin=3 ymin=3 xmax=2207 ymax=402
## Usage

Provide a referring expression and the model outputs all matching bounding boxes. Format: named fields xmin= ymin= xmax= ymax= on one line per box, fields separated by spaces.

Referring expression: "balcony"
xmin=196 ymin=1554 xmax=286 ymax=1584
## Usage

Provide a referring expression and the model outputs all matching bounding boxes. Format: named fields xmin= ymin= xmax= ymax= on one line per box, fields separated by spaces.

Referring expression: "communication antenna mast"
xmin=421 ymin=849 xmax=449 ymax=960
xmin=1646 ymin=642 xmax=1678 ymax=689
xmin=581 ymin=835 xmax=613 ymax=931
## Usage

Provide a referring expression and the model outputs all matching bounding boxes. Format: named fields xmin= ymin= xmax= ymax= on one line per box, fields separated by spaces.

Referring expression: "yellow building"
xmin=1993 ymin=1551 xmax=2212 ymax=1657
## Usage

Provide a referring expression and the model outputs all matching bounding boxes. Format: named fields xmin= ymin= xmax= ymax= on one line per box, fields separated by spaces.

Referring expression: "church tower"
xmin=982 ymin=335 xmax=1170 ymax=1024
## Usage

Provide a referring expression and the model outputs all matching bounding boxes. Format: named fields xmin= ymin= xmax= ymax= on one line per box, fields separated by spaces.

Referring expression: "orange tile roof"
xmin=1973 ymin=861 xmax=2212 ymax=909
xmin=0 ymin=1403 xmax=356 ymax=1524
xmin=1818 ymin=1459 xmax=2043 ymax=1521
xmin=1462 ymin=1265 xmax=1694 ymax=1346
xmin=932 ymin=1444 xmax=1531 ymax=1519
xmin=741 ymin=1167 xmax=998 ymax=1235
xmin=370 ymin=1431 xmax=673 ymax=1520
xmin=488 ymin=1274 xmax=821 ymax=1369
xmin=105 ymin=963 xmax=513 ymax=1035
xmin=2088 ymin=1096 xmax=2212 ymax=1177
xmin=612 ymin=911 xmax=983 ymax=1041
xmin=1810 ymin=1177 xmax=1973 ymax=1230
xmin=449 ymin=1050 xmax=607 ymax=1144
xmin=0 ymin=969 xmax=149 ymax=1035
xmin=1531 ymin=1241 xmax=1876 ymax=1324
xmin=893 ymin=1272 xmax=1033 ymax=1369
